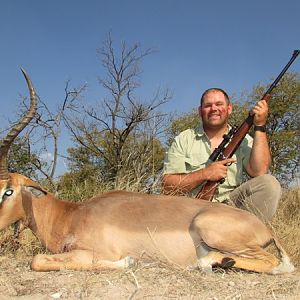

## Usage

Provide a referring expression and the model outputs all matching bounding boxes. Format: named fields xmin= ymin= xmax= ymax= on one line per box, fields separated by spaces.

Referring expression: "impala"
xmin=0 ymin=70 xmax=295 ymax=274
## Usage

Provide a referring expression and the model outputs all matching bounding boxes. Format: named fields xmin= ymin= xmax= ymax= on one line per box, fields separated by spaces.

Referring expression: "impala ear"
xmin=21 ymin=177 xmax=48 ymax=197
xmin=25 ymin=186 xmax=47 ymax=197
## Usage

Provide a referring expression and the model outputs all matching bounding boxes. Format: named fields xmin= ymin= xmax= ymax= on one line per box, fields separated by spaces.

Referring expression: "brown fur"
xmin=0 ymin=173 xmax=295 ymax=273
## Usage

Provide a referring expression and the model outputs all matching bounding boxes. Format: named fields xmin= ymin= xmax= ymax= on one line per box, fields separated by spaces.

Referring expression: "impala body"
xmin=0 ymin=173 xmax=295 ymax=273
xmin=0 ymin=71 xmax=295 ymax=274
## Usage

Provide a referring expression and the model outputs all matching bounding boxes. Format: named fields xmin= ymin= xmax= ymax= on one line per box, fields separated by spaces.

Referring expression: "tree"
xmin=63 ymin=34 xmax=171 ymax=190
xmin=29 ymin=80 xmax=86 ymax=190
xmin=1 ymin=80 xmax=86 ymax=192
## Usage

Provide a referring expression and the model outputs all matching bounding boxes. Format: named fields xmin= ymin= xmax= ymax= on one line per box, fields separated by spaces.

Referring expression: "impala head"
xmin=0 ymin=69 xmax=38 ymax=229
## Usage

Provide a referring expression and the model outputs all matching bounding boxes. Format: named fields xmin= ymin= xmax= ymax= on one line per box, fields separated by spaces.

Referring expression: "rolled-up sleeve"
xmin=241 ymin=134 xmax=253 ymax=170
xmin=163 ymin=137 xmax=188 ymax=174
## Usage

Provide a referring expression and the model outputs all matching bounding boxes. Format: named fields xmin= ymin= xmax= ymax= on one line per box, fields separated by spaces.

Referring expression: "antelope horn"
xmin=0 ymin=69 xmax=37 ymax=180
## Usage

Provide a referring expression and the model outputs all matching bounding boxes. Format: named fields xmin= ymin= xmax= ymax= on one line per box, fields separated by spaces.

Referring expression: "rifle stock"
xmin=196 ymin=50 xmax=299 ymax=201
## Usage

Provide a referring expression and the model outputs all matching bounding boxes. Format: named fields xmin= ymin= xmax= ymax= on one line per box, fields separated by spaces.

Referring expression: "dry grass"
xmin=0 ymin=255 xmax=299 ymax=299
xmin=271 ymin=187 xmax=300 ymax=266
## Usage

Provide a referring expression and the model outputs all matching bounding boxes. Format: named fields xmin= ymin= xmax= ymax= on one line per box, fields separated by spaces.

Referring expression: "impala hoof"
xmin=124 ymin=256 xmax=136 ymax=268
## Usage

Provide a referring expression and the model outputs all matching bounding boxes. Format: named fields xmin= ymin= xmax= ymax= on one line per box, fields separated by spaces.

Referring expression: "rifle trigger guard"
xmin=219 ymin=178 xmax=225 ymax=184
xmin=219 ymin=152 xmax=226 ymax=160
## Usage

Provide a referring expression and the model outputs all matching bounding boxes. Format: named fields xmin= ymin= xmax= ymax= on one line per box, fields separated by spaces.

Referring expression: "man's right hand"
xmin=203 ymin=158 xmax=236 ymax=181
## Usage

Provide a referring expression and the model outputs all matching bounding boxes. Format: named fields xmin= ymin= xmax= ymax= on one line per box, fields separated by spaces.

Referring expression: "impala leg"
xmin=197 ymin=249 xmax=279 ymax=274
xmin=189 ymin=206 xmax=283 ymax=274
xmin=31 ymin=250 xmax=135 ymax=271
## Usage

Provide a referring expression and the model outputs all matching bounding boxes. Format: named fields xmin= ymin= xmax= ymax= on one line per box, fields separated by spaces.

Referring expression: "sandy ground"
xmin=0 ymin=254 xmax=299 ymax=300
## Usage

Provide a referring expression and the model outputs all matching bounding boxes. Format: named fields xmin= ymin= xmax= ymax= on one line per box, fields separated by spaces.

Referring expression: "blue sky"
xmin=1 ymin=0 xmax=300 ymax=174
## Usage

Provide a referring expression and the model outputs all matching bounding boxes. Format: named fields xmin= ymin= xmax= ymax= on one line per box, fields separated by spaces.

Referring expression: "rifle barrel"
xmin=263 ymin=50 xmax=300 ymax=98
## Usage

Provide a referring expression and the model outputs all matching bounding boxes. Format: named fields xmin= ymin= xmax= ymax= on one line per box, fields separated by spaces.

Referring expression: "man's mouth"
xmin=208 ymin=114 xmax=220 ymax=120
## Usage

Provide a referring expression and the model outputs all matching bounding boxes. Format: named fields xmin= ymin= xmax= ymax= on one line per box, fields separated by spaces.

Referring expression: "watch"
xmin=254 ymin=125 xmax=266 ymax=132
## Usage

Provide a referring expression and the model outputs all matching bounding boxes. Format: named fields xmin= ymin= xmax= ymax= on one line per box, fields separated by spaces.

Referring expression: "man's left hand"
xmin=252 ymin=99 xmax=268 ymax=126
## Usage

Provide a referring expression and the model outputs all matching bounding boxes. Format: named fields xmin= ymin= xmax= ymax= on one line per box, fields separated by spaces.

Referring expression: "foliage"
xmin=246 ymin=72 xmax=300 ymax=186
xmin=165 ymin=109 xmax=199 ymax=147
xmin=59 ymin=129 xmax=165 ymax=197
xmin=58 ymin=168 xmax=104 ymax=202
xmin=7 ymin=137 xmax=41 ymax=180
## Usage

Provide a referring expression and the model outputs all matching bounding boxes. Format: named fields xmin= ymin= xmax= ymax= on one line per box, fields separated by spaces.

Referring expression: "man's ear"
xmin=198 ymin=106 xmax=202 ymax=116
xmin=228 ymin=103 xmax=233 ymax=115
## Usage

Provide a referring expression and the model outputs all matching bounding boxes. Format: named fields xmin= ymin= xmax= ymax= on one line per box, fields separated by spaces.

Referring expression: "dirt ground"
xmin=0 ymin=254 xmax=299 ymax=300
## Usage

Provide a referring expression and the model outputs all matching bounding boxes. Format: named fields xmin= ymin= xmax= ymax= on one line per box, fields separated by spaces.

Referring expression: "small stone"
xmin=51 ymin=291 xmax=63 ymax=299
xmin=228 ymin=281 xmax=235 ymax=287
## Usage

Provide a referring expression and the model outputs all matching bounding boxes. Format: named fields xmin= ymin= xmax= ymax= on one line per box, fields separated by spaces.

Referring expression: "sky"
xmin=0 ymin=0 xmax=300 ymax=175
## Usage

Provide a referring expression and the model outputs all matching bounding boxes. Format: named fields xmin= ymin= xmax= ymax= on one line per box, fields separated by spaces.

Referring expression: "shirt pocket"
xmin=226 ymin=153 xmax=241 ymax=187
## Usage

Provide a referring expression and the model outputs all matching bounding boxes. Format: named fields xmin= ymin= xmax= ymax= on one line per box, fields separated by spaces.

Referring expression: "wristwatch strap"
xmin=254 ymin=125 xmax=266 ymax=132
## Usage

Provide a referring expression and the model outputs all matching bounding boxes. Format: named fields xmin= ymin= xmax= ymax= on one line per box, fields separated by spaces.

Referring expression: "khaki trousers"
xmin=228 ymin=174 xmax=281 ymax=222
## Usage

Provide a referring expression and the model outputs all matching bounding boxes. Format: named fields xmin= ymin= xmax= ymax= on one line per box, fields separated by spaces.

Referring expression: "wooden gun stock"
xmin=195 ymin=181 xmax=219 ymax=201
xmin=196 ymin=50 xmax=299 ymax=201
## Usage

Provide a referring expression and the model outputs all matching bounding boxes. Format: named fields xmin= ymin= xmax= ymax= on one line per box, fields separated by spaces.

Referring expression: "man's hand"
xmin=163 ymin=158 xmax=236 ymax=195
xmin=203 ymin=158 xmax=236 ymax=181
xmin=252 ymin=99 xmax=268 ymax=126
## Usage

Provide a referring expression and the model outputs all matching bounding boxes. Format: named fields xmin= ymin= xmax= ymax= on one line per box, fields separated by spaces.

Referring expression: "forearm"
xmin=162 ymin=169 xmax=207 ymax=195
xmin=246 ymin=131 xmax=271 ymax=176
xmin=163 ymin=157 xmax=236 ymax=195
xmin=247 ymin=99 xmax=271 ymax=176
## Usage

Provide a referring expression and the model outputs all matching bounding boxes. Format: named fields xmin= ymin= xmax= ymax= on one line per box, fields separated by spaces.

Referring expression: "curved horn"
xmin=0 ymin=69 xmax=37 ymax=180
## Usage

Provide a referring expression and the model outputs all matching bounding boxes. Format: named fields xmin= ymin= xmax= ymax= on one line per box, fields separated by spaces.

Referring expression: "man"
xmin=163 ymin=88 xmax=281 ymax=222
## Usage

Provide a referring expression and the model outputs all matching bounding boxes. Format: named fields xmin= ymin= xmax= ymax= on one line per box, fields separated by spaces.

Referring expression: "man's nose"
xmin=211 ymin=103 xmax=218 ymax=110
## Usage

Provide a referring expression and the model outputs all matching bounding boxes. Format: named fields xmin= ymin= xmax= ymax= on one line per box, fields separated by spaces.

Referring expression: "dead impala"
xmin=0 ymin=71 xmax=295 ymax=274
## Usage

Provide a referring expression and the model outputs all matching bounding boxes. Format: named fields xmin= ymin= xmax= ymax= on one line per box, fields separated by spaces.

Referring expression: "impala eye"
xmin=1 ymin=189 xmax=14 ymax=204
xmin=4 ymin=189 xmax=14 ymax=197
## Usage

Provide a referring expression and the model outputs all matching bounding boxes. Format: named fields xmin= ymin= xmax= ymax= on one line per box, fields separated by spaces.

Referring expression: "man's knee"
xmin=258 ymin=174 xmax=282 ymax=202
xmin=248 ymin=174 xmax=281 ymax=221
xmin=230 ymin=174 xmax=281 ymax=222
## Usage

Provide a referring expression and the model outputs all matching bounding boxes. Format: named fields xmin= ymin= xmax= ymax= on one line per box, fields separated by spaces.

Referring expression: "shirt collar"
xmin=195 ymin=123 xmax=205 ymax=137
xmin=195 ymin=123 xmax=232 ymax=137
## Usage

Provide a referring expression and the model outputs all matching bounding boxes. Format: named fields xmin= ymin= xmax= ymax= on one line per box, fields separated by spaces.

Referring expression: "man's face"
xmin=199 ymin=91 xmax=232 ymax=129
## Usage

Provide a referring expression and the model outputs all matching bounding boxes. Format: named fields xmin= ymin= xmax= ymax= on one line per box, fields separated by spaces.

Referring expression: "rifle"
xmin=196 ymin=50 xmax=300 ymax=201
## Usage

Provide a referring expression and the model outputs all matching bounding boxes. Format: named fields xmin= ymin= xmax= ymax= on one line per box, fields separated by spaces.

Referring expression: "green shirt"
xmin=163 ymin=124 xmax=253 ymax=202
